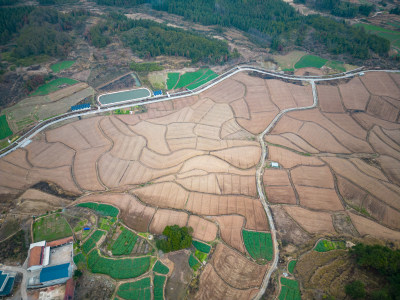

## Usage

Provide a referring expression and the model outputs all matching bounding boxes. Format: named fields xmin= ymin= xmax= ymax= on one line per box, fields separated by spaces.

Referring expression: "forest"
xmin=86 ymin=13 xmax=232 ymax=63
xmin=150 ymin=0 xmax=389 ymax=59
xmin=294 ymin=0 xmax=374 ymax=18
xmin=349 ymin=243 xmax=400 ymax=300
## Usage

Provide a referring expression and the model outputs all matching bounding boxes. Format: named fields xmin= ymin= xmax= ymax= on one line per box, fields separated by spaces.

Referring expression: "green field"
xmin=99 ymin=218 xmax=112 ymax=231
xmin=76 ymin=202 xmax=119 ymax=217
xmin=294 ymin=55 xmax=327 ymax=69
xmin=33 ymin=213 xmax=72 ymax=242
xmin=314 ymin=240 xmax=346 ymax=252
xmin=0 ymin=115 xmax=12 ymax=140
xmin=288 ymin=260 xmax=297 ymax=274
xmin=166 ymin=72 xmax=180 ymax=89
xmin=354 ymin=23 xmax=400 ymax=50
xmin=167 ymin=69 xmax=218 ymax=90
xmin=50 ymin=60 xmax=75 ymax=73
xmin=188 ymin=254 xmax=201 ymax=271
xmin=31 ymin=78 xmax=79 ymax=96
xmin=88 ymin=250 xmax=150 ymax=279
xmin=82 ymin=230 xmax=105 ymax=254
xmin=153 ymin=275 xmax=166 ymax=300
xmin=192 ymin=240 xmax=211 ymax=253
xmin=73 ymin=253 xmax=86 ymax=268
xmin=73 ymin=219 xmax=87 ymax=232
xmin=279 ymin=278 xmax=301 ymax=300
xmin=111 ymin=228 xmax=138 ymax=256
xmin=117 ymin=277 xmax=151 ymax=300
xmin=242 ymin=230 xmax=273 ymax=262
xmin=195 ymin=249 xmax=207 ymax=262
xmin=153 ymin=261 xmax=169 ymax=275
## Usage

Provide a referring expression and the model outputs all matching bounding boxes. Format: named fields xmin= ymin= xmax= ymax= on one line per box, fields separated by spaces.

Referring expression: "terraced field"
xmin=1 ymin=70 xmax=400 ymax=299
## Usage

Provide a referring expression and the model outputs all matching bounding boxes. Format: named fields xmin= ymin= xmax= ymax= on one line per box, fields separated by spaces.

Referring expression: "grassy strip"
xmin=153 ymin=261 xmax=169 ymax=275
xmin=294 ymin=55 xmax=327 ymax=69
xmin=288 ymin=260 xmax=297 ymax=274
xmin=88 ymin=250 xmax=151 ymax=279
xmin=174 ymin=69 xmax=206 ymax=89
xmin=153 ymin=275 xmax=166 ymax=300
xmin=188 ymin=254 xmax=201 ymax=271
xmin=76 ymin=202 xmax=119 ymax=217
xmin=33 ymin=213 xmax=72 ymax=242
xmin=31 ymin=78 xmax=78 ymax=96
xmin=111 ymin=228 xmax=138 ymax=256
xmin=117 ymin=277 xmax=151 ymax=300
xmin=166 ymin=73 xmax=180 ymax=89
xmin=0 ymin=115 xmax=12 ymax=140
xmin=192 ymin=240 xmax=211 ymax=253
xmin=50 ymin=60 xmax=75 ymax=73
xmin=314 ymin=240 xmax=346 ymax=252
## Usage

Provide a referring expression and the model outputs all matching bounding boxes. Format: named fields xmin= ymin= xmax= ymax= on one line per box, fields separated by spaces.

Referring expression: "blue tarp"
xmin=71 ymin=103 xmax=90 ymax=111
xmin=153 ymin=90 xmax=162 ymax=96
xmin=0 ymin=276 xmax=14 ymax=296
xmin=40 ymin=263 xmax=70 ymax=283
xmin=83 ymin=227 xmax=90 ymax=231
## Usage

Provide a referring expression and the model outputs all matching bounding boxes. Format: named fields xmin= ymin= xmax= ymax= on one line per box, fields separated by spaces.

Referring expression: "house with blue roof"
xmin=39 ymin=263 xmax=72 ymax=287
xmin=0 ymin=270 xmax=16 ymax=297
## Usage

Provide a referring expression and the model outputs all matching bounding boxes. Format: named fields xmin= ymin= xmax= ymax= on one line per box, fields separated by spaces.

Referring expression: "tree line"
xmin=295 ymin=0 xmax=374 ymax=18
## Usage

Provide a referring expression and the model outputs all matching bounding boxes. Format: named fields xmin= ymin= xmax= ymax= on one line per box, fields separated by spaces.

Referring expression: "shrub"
xmin=345 ymin=281 xmax=366 ymax=299
xmin=156 ymin=225 xmax=193 ymax=253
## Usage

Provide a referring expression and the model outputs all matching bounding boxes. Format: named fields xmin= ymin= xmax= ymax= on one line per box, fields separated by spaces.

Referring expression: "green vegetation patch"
xmin=82 ymin=230 xmax=105 ymax=254
xmin=111 ymin=228 xmax=138 ymax=256
xmin=174 ymin=69 xmax=205 ymax=89
xmin=76 ymin=202 xmax=119 ymax=217
xmin=325 ymin=60 xmax=346 ymax=73
xmin=117 ymin=277 xmax=151 ymax=300
xmin=88 ymin=250 xmax=151 ymax=279
xmin=166 ymin=73 xmax=180 ymax=89
xmin=188 ymin=253 xmax=201 ymax=271
xmin=31 ymin=78 xmax=79 ymax=96
xmin=73 ymin=253 xmax=86 ymax=268
xmin=153 ymin=261 xmax=169 ymax=275
xmin=50 ymin=60 xmax=75 ymax=73
xmin=294 ymin=55 xmax=327 ymax=69
xmin=288 ymin=260 xmax=297 ymax=274
xmin=194 ymin=249 xmax=207 ymax=262
xmin=73 ymin=219 xmax=87 ymax=232
xmin=192 ymin=240 xmax=211 ymax=253
xmin=242 ymin=230 xmax=273 ymax=261
xmin=99 ymin=218 xmax=111 ymax=231
xmin=0 ymin=115 xmax=12 ymax=140
xmin=130 ymin=62 xmax=163 ymax=73
xmin=314 ymin=240 xmax=346 ymax=252
xmin=279 ymin=277 xmax=301 ymax=300
xmin=33 ymin=213 xmax=72 ymax=242
xmin=153 ymin=275 xmax=166 ymax=300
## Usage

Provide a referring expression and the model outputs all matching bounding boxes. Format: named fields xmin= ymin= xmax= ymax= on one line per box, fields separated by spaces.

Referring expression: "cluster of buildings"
xmin=0 ymin=236 xmax=75 ymax=299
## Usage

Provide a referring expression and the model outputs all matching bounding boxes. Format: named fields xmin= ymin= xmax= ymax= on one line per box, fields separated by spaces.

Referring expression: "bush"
xmin=345 ymin=281 xmax=366 ymax=299
xmin=156 ymin=225 xmax=193 ymax=253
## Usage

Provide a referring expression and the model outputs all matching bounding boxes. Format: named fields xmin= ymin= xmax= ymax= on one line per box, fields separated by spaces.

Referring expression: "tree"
xmin=156 ymin=225 xmax=193 ymax=253
xmin=345 ymin=281 xmax=366 ymax=299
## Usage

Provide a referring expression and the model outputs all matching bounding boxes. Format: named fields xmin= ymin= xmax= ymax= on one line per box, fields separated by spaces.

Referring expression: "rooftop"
xmin=28 ymin=246 xmax=43 ymax=268
xmin=47 ymin=236 xmax=73 ymax=248
xmin=40 ymin=263 xmax=70 ymax=283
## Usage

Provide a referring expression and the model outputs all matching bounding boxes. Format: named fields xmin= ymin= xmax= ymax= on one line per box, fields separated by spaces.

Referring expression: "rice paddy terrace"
xmin=1 ymin=70 xmax=400 ymax=299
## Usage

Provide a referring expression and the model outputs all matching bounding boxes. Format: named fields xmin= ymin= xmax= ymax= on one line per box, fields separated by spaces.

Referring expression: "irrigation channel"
xmin=1 ymin=66 xmax=399 ymax=300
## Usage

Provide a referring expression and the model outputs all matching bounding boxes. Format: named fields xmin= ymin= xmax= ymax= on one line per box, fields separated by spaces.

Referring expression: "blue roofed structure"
xmin=0 ymin=276 xmax=15 ymax=296
xmin=153 ymin=90 xmax=162 ymax=96
xmin=0 ymin=270 xmax=16 ymax=297
xmin=40 ymin=263 xmax=70 ymax=284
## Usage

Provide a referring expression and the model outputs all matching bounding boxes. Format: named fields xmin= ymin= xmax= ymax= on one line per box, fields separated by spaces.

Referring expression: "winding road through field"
xmin=1 ymin=66 xmax=399 ymax=299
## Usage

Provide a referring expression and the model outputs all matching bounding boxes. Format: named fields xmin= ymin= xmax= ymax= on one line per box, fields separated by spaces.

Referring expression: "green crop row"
xmin=166 ymin=72 xmax=180 ymax=89
xmin=76 ymin=202 xmax=119 ymax=217
xmin=73 ymin=253 xmax=86 ymax=268
xmin=0 ymin=115 xmax=12 ymax=140
xmin=279 ymin=278 xmax=301 ymax=300
xmin=242 ymin=230 xmax=273 ymax=261
xmin=192 ymin=240 xmax=211 ymax=253
xmin=188 ymin=254 xmax=201 ymax=271
xmin=117 ymin=277 xmax=151 ymax=300
xmin=88 ymin=250 xmax=151 ymax=279
xmin=82 ymin=230 xmax=104 ymax=254
xmin=288 ymin=260 xmax=297 ymax=274
xmin=154 ymin=275 xmax=166 ymax=300
xmin=153 ymin=261 xmax=169 ymax=275
xmin=112 ymin=228 xmax=138 ymax=256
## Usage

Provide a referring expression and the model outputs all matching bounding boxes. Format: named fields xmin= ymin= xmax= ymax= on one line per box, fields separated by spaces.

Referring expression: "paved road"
xmin=0 ymin=65 xmax=399 ymax=299
xmin=0 ymin=265 xmax=28 ymax=300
